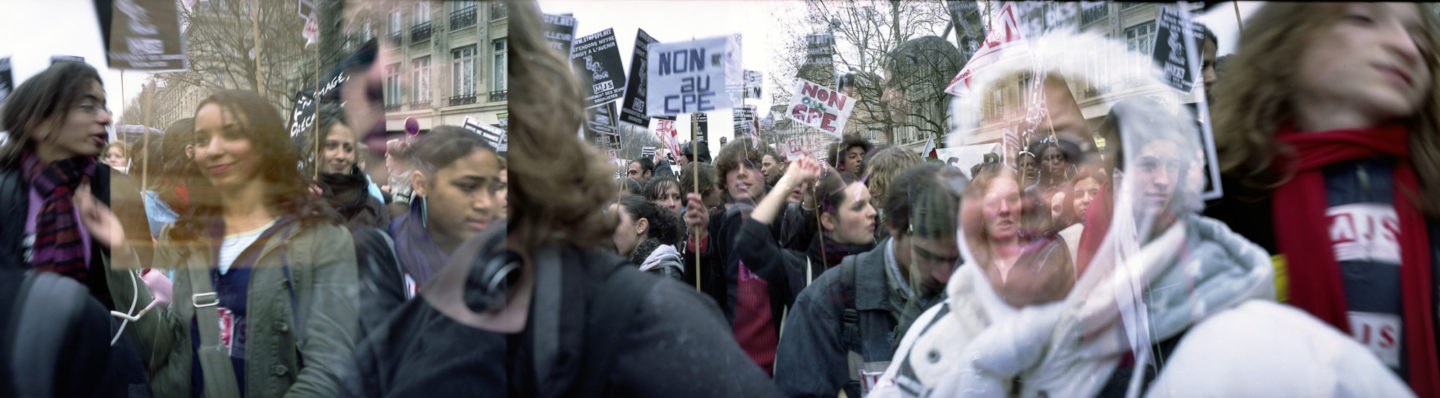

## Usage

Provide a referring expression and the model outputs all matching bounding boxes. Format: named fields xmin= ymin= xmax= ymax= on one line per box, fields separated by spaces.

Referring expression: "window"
xmin=384 ymin=63 xmax=401 ymax=108
xmin=413 ymin=56 xmax=431 ymax=103
xmin=490 ymin=2 xmax=507 ymax=20
xmin=414 ymin=2 xmax=430 ymax=24
xmin=493 ymin=40 xmax=506 ymax=92
xmin=1080 ymin=1 xmax=1107 ymax=25
xmin=389 ymin=10 xmax=402 ymax=36
xmin=1126 ymin=22 xmax=1156 ymax=57
xmin=450 ymin=0 xmax=478 ymax=30
xmin=452 ymin=46 xmax=476 ymax=98
xmin=362 ymin=21 xmax=372 ymax=41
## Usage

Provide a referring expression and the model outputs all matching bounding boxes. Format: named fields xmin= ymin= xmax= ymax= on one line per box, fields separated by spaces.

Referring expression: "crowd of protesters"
xmin=1 ymin=1 xmax=1438 ymax=397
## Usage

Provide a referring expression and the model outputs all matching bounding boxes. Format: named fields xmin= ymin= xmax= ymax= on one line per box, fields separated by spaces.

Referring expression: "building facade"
xmin=346 ymin=0 xmax=507 ymax=134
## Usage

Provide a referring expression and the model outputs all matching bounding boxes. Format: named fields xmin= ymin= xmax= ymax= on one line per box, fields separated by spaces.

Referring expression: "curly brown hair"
xmin=863 ymin=146 xmax=923 ymax=226
xmin=509 ymin=1 xmax=618 ymax=251
xmin=1213 ymin=3 xmax=1440 ymax=215
xmin=714 ymin=136 xmax=764 ymax=198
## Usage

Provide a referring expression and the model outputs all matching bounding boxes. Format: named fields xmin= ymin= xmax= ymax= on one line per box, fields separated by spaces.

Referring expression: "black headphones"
xmin=462 ymin=222 xmax=523 ymax=314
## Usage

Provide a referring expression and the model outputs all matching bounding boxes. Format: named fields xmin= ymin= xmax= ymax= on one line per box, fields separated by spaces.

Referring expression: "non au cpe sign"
xmin=786 ymin=78 xmax=855 ymax=137
xmin=646 ymin=35 xmax=737 ymax=116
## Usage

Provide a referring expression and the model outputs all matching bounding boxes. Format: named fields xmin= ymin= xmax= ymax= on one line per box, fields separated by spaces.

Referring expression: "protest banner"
xmin=1152 ymin=6 xmax=1201 ymax=93
xmin=785 ymin=78 xmax=856 ymax=137
xmin=804 ymin=34 xmax=834 ymax=67
xmin=693 ymin=113 xmax=709 ymax=142
xmin=585 ymin=102 xmax=621 ymax=149
xmin=744 ymin=70 xmax=763 ymax=99
xmin=619 ymin=29 xmax=659 ymax=127
xmin=107 ymin=0 xmax=187 ymax=71
xmin=652 ymin=117 xmax=682 ymax=158
xmin=571 ymin=28 xmax=627 ymax=107
xmin=641 ymin=146 xmax=656 ymax=158
xmin=646 ymin=35 xmax=737 ymax=116
xmin=288 ymin=91 xmax=317 ymax=137
xmin=542 ymin=13 xmax=578 ymax=58
xmin=463 ymin=117 xmax=508 ymax=152
xmin=287 ymin=41 xmax=370 ymax=137
xmin=733 ymin=105 xmax=759 ymax=139
xmin=0 ymin=57 xmax=12 ymax=106
xmin=944 ymin=2 xmax=1027 ymax=96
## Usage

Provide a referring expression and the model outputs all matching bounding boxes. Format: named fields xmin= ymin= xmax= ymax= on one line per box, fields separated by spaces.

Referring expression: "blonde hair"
xmin=1214 ymin=3 xmax=1440 ymax=215
xmin=863 ymin=146 xmax=923 ymax=227
xmin=103 ymin=141 xmax=130 ymax=159
xmin=509 ymin=2 xmax=618 ymax=251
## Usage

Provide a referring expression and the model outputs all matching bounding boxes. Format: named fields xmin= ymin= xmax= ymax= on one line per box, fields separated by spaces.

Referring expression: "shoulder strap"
xmin=839 ymin=257 xmax=861 ymax=353
xmin=187 ymin=264 xmax=243 ymax=397
xmin=0 ymin=169 xmax=24 ymax=262
xmin=8 ymin=271 xmax=88 ymax=398
xmin=574 ymin=258 xmax=660 ymax=397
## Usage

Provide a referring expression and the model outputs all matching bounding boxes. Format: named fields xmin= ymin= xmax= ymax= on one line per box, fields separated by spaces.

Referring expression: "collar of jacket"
xmin=852 ymin=238 xmax=891 ymax=312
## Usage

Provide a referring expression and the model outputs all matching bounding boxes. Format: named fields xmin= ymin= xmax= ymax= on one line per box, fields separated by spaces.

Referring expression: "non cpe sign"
xmin=786 ymin=78 xmax=855 ymax=137
xmin=646 ymin=35 xmax=737 ymax=116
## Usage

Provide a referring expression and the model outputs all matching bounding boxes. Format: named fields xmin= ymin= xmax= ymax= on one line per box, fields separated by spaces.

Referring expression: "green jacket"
xmin=108 ymin=219 xmax=359 ymax=398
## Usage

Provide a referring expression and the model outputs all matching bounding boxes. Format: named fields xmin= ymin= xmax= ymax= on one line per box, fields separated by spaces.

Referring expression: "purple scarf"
xmin=390 ymin=196 xmax=448 ymax=286
xmin=23 ymin=151 xmax=96 ymax=280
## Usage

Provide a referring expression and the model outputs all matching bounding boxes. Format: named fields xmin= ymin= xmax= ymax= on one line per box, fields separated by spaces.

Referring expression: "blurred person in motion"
xmin=343 ymin=2 xmax=782 ymax=395
xmin=863 ymin=146 xmax=924 ymax=242
xmin=86 ymin=89 xmax=359 ymax=397
xmin=103 ymin=141 xmax=131 ymax=173
xmin=383 ymin=137 xmax=417 ymax=219
xmin=869 ymin=32 xmax=1409 ymax=397
xmin=773 ymin=162 xmax=963 ymax=398
xmin=1206 ymin=3 xmax=1440 ymax=393
xmin=389 ymin=125 xmax=504 ymax=297
xmin=609 ymin=195 xmax=685 ymax=280
xmin=0 ymin=58 xmax=153 ymax=397
xmin=760 ymin=145 xmax=786 ymax=188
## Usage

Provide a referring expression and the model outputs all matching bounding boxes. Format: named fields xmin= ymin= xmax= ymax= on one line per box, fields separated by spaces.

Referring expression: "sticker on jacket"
xmin=1327 ymin=204 xmax=1400 ymax=265
xmin=1348 ymin=311 xmax=1401 ymax=369
xmin=404 ymin=273 xmax=418 ymax=300
xmin=217 ymin=307 xmax=247 ymax=359
xmin=857 ymin=361 xmax=890 ymax=396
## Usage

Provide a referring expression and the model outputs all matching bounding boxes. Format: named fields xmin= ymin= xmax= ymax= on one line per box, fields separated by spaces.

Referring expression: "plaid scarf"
xmin=22 ymin=151 xmax=96 ymax=280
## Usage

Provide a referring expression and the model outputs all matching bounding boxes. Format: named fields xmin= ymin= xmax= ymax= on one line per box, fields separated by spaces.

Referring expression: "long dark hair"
xmin=0 ymin=61 xmax=104 ymax=170
xmin=170 ymin=90 xmax=337 ymax=241
xmin=617 ymin=194 xmax=683 ymax=246
xmin=642 ymin=175 xmax=680 ymax=202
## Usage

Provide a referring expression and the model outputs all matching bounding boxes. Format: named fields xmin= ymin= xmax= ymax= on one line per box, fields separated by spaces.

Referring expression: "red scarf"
xmin=1075 ymin=180 xmax=1114 ymax=278
xmin=22 ymin=151 xmax=95 ymax=281
xmin=1273 ymin=124 xmax=1437 ymax=396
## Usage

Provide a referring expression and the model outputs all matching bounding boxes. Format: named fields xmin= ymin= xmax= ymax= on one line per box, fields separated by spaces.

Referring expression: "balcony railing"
xmin=410 ymin=100 xmax=432 ymax=110
xmin=489 ymin=90 xmax=507 ymax=102
xmin=387 ymin=32 xmax=402 ymax=46
xmin=411 ymin=22 xmax=432 ymax=43
xmin=447 ymin=95 xmax=477 ymax=106
xmin=450 ymin=6 xmax=477 ymax=30
xmin=384 ymin=103 xmax=402 ymax=112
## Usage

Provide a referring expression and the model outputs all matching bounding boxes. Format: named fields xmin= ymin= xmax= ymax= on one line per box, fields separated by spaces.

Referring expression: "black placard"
xmin=619 ymin=28 xmax=659 ymax=127
xmin=542 ymin=13 xmax=578 ymax=59
xmin=571 ymin=28 xmax=627 ymax=107
xmin=1152 ymin=7 xmax=1201 ymax=92
xmin=107 ymin=0 xmax=187 ymax=71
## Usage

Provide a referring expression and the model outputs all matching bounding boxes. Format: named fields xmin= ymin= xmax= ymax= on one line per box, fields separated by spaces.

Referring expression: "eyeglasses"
xmin=77 ymin=102 xmax=111 ymax=116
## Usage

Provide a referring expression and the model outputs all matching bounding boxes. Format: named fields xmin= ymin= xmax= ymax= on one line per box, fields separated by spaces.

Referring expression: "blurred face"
xmin=194 ymin=104 xmax=262 ymax=190
xmin=497 ymin=168 xmax=508 ymax=218
xmin=676 ymin=153 xmax=689 ymax=167
xmin=1042 ymin=81 xmax=1089 ymax=142
xmin=322 ymin=123 xmax=357 ymax=174
xmin=1072 ymin=177 xmax=1101 ymax=221
xmin=982 ymin=176 xmax=1021 ymax=241
xmin=627 ymin=161 xmax=649 ymax=184
xmin=1130 ymin=140 xmax=1183 ymax=220
xmin=702 ymin=188 xmax=723 ymax=209
xmin=415 ymin=149 xmax=503 ymax=250
xmin=908 ymin=234 xmax=960 ymax=291
xmin=1295 ymin=3 xmax=1433 ymax=127
xmin=1041 ymin=146 xmax=1067 ymax=179
xmin=37 ymin=80 xmax=110 ymax=162
xmin=824 ymin=182 xmax=877 ymax=245
xmin=653 ymin=184 xmax=682 ymax=215
xmin=724 ymin=161 xmax=764 ymax=203
xmin=104 ymin=146 xmax=127 ymax=170
xmin=761 ymin=154 xmax=784 ymax=184
xmin=1049 ymin=191 xmax=1066 ymax=221
xmin=1202 ymin=40 xmax=1218 ymax=93
xmin=789 ymin=179 xmax=810 ymax=204
xmin=609 ymin=204 xmax=645 ymax=256
xmin=843 ymin=146 xmax=866 ymax=174
xmin=1017 ymin=155 xmax=1038 ymax=185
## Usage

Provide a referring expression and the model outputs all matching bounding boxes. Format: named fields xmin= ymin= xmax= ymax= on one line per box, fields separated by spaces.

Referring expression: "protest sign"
xmin=646 ymin=35 xmax=737 ymax=116
xmin=585 ymin=102 xmax=620 ymax=149
xmin=288 ymin=91 xmax=317 ymax=137
xmin=804 ymin=34 xmax=834 ymax=67
xmin=571 ymin=28 xmax=627 ymax=107
xmin=744 ymin=70 xmax=763 ymax=99
xmin=641 ymin=146 xmax=656 ymax=158
xmin=107 ymin=0 xmax=188 ymax=71
xmin=693 ymin=113 xmax=709 ymax=142
xmin=542 ymin=13 xmax=578 ymax=58
xmin=287 ymin=41 xmax=369 ymax=137
xmin=733 ymin=106 xmax=758 ymax=138
xmin=619 ymin=29 xmax=659 ymax=127
xmin=1152 ymin=6 xmax=1201 ymax=93
xmin=945 ymin=2 xmax=1026 ymax=96
xmin=0 ymin=57 xmax=12 ymax=106
xmin=51 ymin=55 xmax=85 ymax=64
xmin=786 ymin=78 xmax=856 ymax=137
xmin=463 ymin=117 xmax=508 ymax=152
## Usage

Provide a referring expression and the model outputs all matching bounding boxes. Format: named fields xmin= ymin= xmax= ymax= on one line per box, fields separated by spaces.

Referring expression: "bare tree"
xmin=770 ymin=0 xmax=972 ymax=149
xmin=159 ymin=0 xmax=309 ymax=113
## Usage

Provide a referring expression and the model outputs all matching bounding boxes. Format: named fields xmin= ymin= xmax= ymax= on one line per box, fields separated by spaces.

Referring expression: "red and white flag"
xmin=945 ymin=3 xmax=1029 ymax=96
xmin=922 ymin=136 xmax=938 ymax=159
